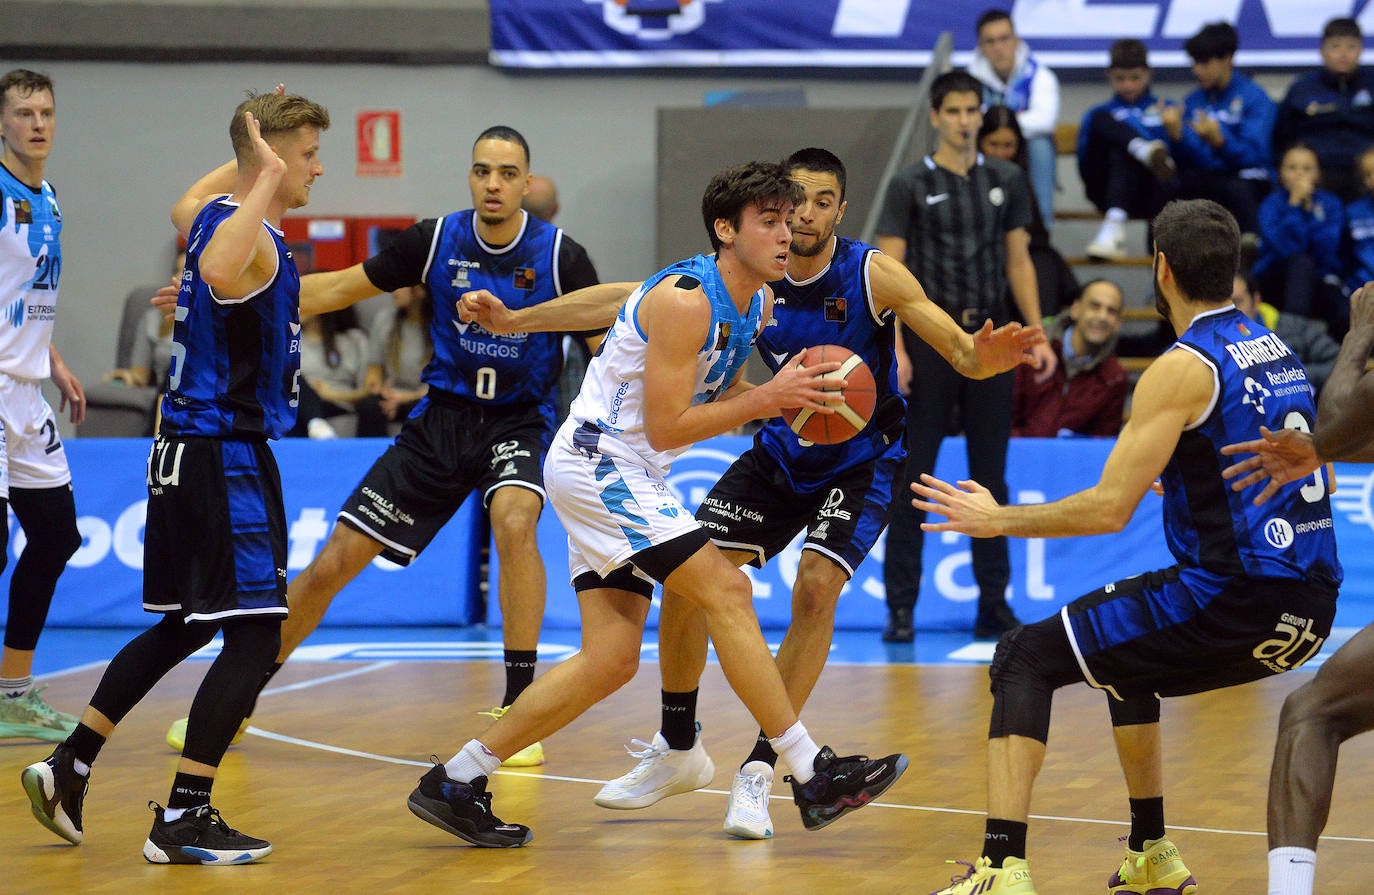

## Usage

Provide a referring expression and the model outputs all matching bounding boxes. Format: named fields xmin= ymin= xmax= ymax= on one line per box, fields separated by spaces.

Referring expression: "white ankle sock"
xmin=1127 ymin=137 xmax=1156 ymax=164
xmin=445 ymin=739 xmax=502 ymax=783
xmin=768 ymin=722 xmax=821 ymax=783
xmin=1104 ymin=207 xmax=1128 ymax=224
xmin=1 ymin=675 xmax=33 ymax=699
xmin=1268 ymin=847 xmax=1316 ymax=895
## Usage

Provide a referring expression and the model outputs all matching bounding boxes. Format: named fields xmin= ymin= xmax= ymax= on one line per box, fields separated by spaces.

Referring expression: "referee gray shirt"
xmin=876 ymin=154 xmax=1032 ymax=325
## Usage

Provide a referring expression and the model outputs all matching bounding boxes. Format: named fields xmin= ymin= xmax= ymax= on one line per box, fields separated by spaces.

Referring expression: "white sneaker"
xmin=723 ymin=760 xmax=774 ymax=839
xmin=1086 ymin=228 xmax=1127 ymax=261
xmin=306 ymin=417 xmax=337 ymax=440
xmin=593 ymin=729 xmax=714 ymax=809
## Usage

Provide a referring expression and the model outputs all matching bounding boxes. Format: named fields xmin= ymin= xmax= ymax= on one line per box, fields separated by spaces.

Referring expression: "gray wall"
xmin=8 ymin=60 xmax=934 ymax=433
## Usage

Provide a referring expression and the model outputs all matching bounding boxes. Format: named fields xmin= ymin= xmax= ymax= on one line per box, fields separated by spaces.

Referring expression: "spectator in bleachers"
xmin=968 ymin=8 xmax=1060 ymax=227
xmin=1273 ymin=17 xmax=1374 ymax=204
xmin=290 ymin=306 xmax=369 ymax=439
xmin=1344 ymin=146 xmax=1374 ymax=291
xmin=1231 ymin=272 xmax=1339 ymax=395
xmin=103 ymin=250 xmax=183 ymax=392
xmin=978 ymin=106 xmax=1078 ymax=318
xmin=1166 ymin=21 xmax=1276 ymax=233
xmin=356 ymin=283 xmax=432 ymax=437
xmin=522 ymin=174 xmax=559 ymax=222
xmin=1254 ymin=141 xmax=1347 ymax=337
xmin=1012 ymin=278 xmax=1127 ymax=438
xmin=1077 ymin=39 xmax=1178 ymax=261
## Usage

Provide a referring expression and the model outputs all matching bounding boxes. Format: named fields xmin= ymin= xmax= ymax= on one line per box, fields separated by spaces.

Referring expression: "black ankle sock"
xmin=660 ymin=689 xmax=699 ymax=751
xmin=1128 ymin=797 xmax=1165 ymax=851
xmin=66 ymin=723 xmax=106 ymax=769
xmin=743 ymin=731 xmax=778 ymax=767
xmin=502 ymin=650 xmax=538 ymax=707
xmin=983 ymin=818 xmax=1028 ymax=867
xmin=168 ymin=772 xmax=214 ymax=810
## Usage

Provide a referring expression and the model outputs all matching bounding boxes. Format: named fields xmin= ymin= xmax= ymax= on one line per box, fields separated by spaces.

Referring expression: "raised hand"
xmin=972 ymin=319 xmax=1047 ymax=373
xmin=1220 ymin=426 xmax=1322 ymax=505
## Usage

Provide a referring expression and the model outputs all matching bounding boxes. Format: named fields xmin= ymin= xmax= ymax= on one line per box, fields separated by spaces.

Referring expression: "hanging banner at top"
xmin=490 ymin=0 xmax=1372 ymax=70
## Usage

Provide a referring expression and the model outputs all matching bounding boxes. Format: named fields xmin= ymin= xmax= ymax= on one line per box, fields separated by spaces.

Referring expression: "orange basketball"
xmin=779 ymin=344 xmax=877 ymax=445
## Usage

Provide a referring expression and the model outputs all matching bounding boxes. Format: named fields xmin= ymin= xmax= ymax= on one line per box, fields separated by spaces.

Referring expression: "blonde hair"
xmin=229 ymin=91 xmax=330 ymax=163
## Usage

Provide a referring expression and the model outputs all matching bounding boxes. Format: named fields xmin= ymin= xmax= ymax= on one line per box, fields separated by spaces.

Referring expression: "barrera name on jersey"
xmin=0 ymin=163 xmax=62 ymax=380
xmin=160 ymin=198 xmax=302 ymax=440
xmin=756 ymin=236 xmax=904 ymax=492
xmin=569 ymin=252 xmax=764 ymax=476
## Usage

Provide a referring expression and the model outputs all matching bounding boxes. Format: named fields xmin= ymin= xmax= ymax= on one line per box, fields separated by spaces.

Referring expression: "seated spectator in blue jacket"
xmin=1012 ymin=279 xmax=1127 ymax=438
xmin=1231 ymin=273 xmax=1340 ymax=396
xmin=1344 ymin=146 xmax=1374 ymax=290
xmin=1077 ymin=39 xmax=1179 ymax=261
xmin=1274 ymin=17 xmax=1374 ymax=203
xmin=1164 ymin=21 xmax=1276 ymax=232
xmin=1254 ymin=142 xmax=1346 ymax=336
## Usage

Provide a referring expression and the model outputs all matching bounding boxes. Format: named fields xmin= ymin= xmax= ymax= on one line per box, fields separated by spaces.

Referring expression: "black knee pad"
xmin=219 ymin=617 xmax=282 ymax=667
xmin=1107 ymin=693 xmax=1161 ymax=727
xmin=10 ymin=485 xmax=82 ymax=569
xmin=987 ymin=619 xmax=1083 ymax=742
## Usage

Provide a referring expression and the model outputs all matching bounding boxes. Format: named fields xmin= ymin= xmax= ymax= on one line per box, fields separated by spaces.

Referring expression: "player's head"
xmin=930 ymin=71 xmax=984 ymax=154
xmin=701 ymin=160 xmax=800 ymax=280
xmin=470 ymin=125 xmax=532 ymax=227
xmin=230 ymin=90 xmax=331 ymax=210
xmin=1231 ymin=273 xmax=1262 ymax=320
xmin=977 ymin=105 xmax=1025 ymax=167
xmin=1185 ymin=22 xmax=1238 ymax=90
xmin=523 ymin=174 xmax=559 ymax=222
xmin=1107 ymin=39 xmax=1151 ymax=104
xmin=784 ymin=148 xmax=847 ymax=259
xmin=0 ymin=69 xmax=55 ymax=168
xmin=1151 ymin=199 xmax=1239 ymax=312
xmin=1320 ymin=18 xmax=1363 ymax=77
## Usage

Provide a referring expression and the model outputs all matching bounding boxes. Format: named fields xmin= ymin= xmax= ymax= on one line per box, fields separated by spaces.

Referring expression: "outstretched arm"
xmin=458 ymin=281 xmax=637 ymax=334
xmin=869 ymin=251 xmax=1044 ymax=380
xmin=912 ymin=348 xmax=1208 ymax=538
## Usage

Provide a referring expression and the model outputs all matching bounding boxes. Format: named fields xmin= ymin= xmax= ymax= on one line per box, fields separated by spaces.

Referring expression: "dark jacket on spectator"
xmin=1013 ymin=315 xmax=1128 ymax=438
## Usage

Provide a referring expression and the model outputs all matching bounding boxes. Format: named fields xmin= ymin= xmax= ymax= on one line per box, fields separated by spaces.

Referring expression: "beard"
xmin=789 ymin=230 xmax=832 ymax=259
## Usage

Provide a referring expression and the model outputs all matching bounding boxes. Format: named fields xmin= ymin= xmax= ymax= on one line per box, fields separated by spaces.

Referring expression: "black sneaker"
xmin=785 ymin=746 xmax=908 ymax=831
xmin=142 ymin=802 xmax=272 ymax=865
xmin=973 ymin=603 xmax=1021 ymax=640
xmin=21 ymin=743 xmax=89 ymax=844
xmin=882 ymin=607 xmax=914 ymax=643
xmin=407 ymin=760 xmax=532 ymax=847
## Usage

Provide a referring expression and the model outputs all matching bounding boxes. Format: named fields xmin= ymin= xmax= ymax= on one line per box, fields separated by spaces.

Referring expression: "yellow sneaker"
xmin=477 ymin=706 xmax=545 ymax=767
xmin=933 ymin=857 xmax=1037 ymax=895
xmin=165 ymin=717 xmax=250 ymax=753
xmin=1107 ymin=837 xmax=1198 ymax=894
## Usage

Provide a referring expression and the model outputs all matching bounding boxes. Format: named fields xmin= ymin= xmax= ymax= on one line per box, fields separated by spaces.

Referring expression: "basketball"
xmin=779 ymin=344 xmax=877 ymax=444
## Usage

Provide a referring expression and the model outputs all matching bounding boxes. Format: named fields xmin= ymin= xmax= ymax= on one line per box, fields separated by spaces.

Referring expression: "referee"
xmin=875 ymin=69 xmax=1056 ymax=642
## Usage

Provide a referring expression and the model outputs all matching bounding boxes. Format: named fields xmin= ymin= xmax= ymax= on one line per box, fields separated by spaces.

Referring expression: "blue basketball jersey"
xmin=1163 ymin=306 xmax=1341 ymax=590
xmin=160 ymin=198 xmax=302 ymax=440
xmin=423 ymin=211 xmax=577 ymax=419
xmin=755 ymin=238 xmax=905 ymax=491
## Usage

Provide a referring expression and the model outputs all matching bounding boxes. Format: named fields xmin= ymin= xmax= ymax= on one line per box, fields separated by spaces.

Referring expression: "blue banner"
xmin=490 ymin=436 xmax=1374 ymax=633
xmin=19 ymin=439 xmax=481 ymax=629
xmin=491 ymin=0 xmax=1372 ymax=70
xmin=9 ymin=436 xmax=1372 ymax=633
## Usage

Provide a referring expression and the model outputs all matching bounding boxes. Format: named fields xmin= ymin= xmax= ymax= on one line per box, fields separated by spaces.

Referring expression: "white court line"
xmin=259 ymin=661 xmax=397 ymax=697
xmin=241 ymin=727 xmax=1374 ymax=847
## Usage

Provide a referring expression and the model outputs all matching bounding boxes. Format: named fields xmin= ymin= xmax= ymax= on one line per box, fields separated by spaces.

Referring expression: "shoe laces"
xmin=617 ymin=737 xmax=669 ymax=783
xmin=477 ymin=705 xmax=510 ymax=721
xmin=931 ymin=858 xmax=981 ymax=893
xmin=15 ymin=685 xmax=64 ymax=722
xmin=735 ymin=770 xmax=770 ymax=806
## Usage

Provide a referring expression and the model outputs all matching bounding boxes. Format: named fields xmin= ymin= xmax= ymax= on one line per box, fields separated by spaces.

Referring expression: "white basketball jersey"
xmin=0 ymin=166 xmax=62 ymax=379
xmin=568 ymin=253 xmax=764 ymax=477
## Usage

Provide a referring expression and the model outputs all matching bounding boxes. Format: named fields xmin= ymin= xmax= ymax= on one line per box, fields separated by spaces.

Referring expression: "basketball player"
xmin=1219 ymin=282 xmax=1374 ymax=895
xmin=22 ymin=90 xmax=331 ymax=864
xmin=407 ymin=160 xmax=908 ymax=847
xmin=164 ymin=125 xmax=610 ymax=768
xmin=910 ymin=199 xmax=1341 ymax=894
xmin=0 ymin=69 xmax=86 ymax=743
xmin=586 ymin=148 xmax=1043 ymax=839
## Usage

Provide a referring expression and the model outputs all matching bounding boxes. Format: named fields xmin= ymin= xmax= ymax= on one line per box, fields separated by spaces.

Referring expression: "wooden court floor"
xmin=5 ymin=657 xmax=1372 ymax=894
